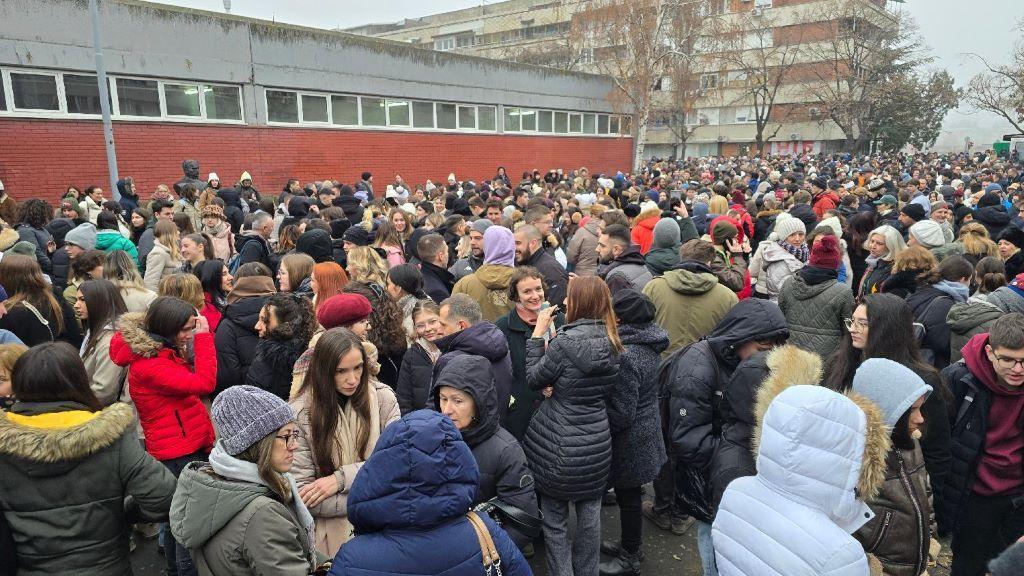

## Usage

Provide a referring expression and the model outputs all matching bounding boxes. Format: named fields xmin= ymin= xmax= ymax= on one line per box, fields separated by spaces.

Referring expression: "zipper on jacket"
xmin=174 ymin=410 xmax=187 ymax=438
xmin=868 ymin=509 xmax=892 ymax=552
xmin=897 ymin=451 xmax=927 ymax=576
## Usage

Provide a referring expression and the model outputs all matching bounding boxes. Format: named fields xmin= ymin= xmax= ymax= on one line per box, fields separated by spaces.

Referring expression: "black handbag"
xmin=472 ymin=498 xmax=543 ymax=539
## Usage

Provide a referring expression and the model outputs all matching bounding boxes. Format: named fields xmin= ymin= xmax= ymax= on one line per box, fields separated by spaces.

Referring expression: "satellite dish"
xmin=223 ymin=0 xmax=231 ymax=13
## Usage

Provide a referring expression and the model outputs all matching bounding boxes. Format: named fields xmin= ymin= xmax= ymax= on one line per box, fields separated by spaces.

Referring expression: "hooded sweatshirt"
xmin=643 ymin=261 xmax=738 ymax=355
xmin=960 ymin=333 xmax=1024 ymax=496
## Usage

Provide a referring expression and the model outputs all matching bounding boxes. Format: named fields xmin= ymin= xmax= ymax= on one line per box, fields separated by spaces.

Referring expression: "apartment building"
xmin=348 ymin=0 xmax=901 ymax=159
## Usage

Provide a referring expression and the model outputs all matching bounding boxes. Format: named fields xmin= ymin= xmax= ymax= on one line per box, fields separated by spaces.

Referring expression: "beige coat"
xmin=81 ymin=327 xmax=127 ymax=406
xmin=144 ymin=242 xmax=180 ymax=292
xmin=289 ymin=382 xmax=400 ymax=557
xmin=119 ymin=285 xmax=158 ymax=314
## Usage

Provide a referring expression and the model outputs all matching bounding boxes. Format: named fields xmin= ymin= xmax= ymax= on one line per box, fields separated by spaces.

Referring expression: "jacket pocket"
xmin=174 ymin=410 xmax=187 ymax=438
xmin=867 ymin=508 xmax=894 ymax=553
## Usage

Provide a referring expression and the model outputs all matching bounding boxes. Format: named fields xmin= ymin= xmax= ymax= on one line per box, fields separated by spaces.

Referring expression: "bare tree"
xmin=570 ymin=0 xmax=718 ymax=170
xmin=711 ymin=9 xmax=803 ymax=155
xmin=964 ymin=30 xmax=1024 ymax=134
xmin=798 ymin=1 xmax=926 ymax=153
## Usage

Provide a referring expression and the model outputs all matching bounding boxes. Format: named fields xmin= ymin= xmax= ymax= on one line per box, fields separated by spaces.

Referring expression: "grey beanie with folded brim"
xmin=211 ymin=385 xmax=295 ymax=455
xmin=852 ymin=358 xmax=932 ymax=428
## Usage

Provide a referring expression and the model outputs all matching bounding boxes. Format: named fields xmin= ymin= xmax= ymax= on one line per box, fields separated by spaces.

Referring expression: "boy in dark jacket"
xmin=940 ymin=313 xmax=1024 ymax=575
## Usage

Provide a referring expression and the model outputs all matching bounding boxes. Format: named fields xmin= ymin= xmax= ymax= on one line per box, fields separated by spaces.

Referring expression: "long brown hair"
xmin=298 ymin=328 xmax=373 ymax=478
xmin=0 ymin=255 xmax=64 ymax=335
xmin=564 ymin=276 xmax=622 ymax=353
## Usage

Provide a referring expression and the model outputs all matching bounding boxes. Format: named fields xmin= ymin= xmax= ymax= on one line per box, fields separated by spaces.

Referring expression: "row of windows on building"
xmin=0 ymin=67 xmax=629 ymax=136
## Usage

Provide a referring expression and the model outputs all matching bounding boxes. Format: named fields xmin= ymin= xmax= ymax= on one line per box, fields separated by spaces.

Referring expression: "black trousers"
xmin=951 ymin=491 xmax=1024 ymax=576
xmin=616 ymin=486 xmax=644 ymax=554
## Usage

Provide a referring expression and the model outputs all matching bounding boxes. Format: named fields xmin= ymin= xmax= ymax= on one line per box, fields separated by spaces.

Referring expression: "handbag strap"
xmin=466 ymin=511 xmax=503 ymax=576
xmin=19 ymin=301 xmax=54 ymax=341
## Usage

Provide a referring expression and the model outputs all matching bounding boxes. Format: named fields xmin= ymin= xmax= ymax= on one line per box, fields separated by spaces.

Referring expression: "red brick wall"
xmin=0 ymin=118 xmax=634 ymax=201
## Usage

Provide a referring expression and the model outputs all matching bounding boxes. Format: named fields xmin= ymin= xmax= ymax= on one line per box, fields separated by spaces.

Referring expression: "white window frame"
xmin=297 ymin=92 xmax=330 ymax=124
xmin=457 ymin=104 xmax=477 ymax=130
xmin=3 ymin=69 xmax=63 ymax=114
xmin=264 ymin=88 xmax=300 ymax=124
xmin=568 ymin=113 xmax=582 ymax=133
xmin=754 ymin=0 xmax=772 ymax=7
xmin=699 ymin=73 xmax=719 ymax=91
xmin=385 ymin=98 xmax=412 ymax=127
xmin=163 ymin=81 xmax=204 ymax=119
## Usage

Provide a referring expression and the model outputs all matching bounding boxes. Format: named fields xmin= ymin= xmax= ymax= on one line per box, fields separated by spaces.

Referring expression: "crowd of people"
xmin=1 ymin=151 xmax=1024 ymax=576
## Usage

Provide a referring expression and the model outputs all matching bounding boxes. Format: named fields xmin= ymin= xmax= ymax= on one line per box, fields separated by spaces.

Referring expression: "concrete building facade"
xmin=350 ymin=0 xmax=899 ymax=160
xmin=0 ymin=0 xmax=632 ymax=200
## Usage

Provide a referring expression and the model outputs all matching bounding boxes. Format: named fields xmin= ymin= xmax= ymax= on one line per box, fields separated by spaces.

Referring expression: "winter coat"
xmin=906 ymin=282 xmax=964 ymax=369
xmin=95 ymin=229 xmax=138 ymax=266
xmin=420 ymin=260 xmax=454 ymax=304
xmin=973 ymin=205 xmax=1011 ymax=239
xmin=879 ymin=269 xmax=920 ymax=299
xmin=1005 ymin=249 xmax=1024 ymax=279
xmin=495 ymin=308 xmax=565 ymax=441
xmin=246 ymin=336 xmax=309 ymax=401
xmin=645 ymin=246 xmax=680 ymax=277
xmin=860 ymin=258 xmax=894 ymax=298
xmin=853 ymin=446 xmax=933 ymax=576
xmin=143 ymin=241 xmax=180 ymax=292
xmin=631 ymin=209 xmax=663 ymax=254
xmin=170 ymin=462 xmax=315 ymax=576
xmin=50 ymin=247 xmax=70 ymax=294
xmin=432 ymin=355 xmax=539 ymax=549
xmin=136 ymin=228 xmax=155 ymax=273
xmin=433 ymin=321 xmax=514 ymax=424
xmin=81 ymin=327 xmax=127 ymax=406
xmin=0 ymin=194 xmax=18 ymax=226
xmin=79 ymin=196 xmax=104 ymax=225
xmin=711 ymin=346 xmax=821 ymax=513
xmin=449 ymin=253 xmax=483 ymax=282
xmin=664 ymin=299 xmax=789 ymax=521
xmin=109 ymin=312 xmax=217 ymax=461
xmin=523 ymin=319 xmax=619 ymax=501
xmin=598 ymin=245 xmax=654 ymax=296
xmin=812 ymin=191 xmax=841 ymax=219
xmin=290 ymin=382 xmax=400 ymax=557
xmin=0 ymin=402 xmax=176 ymax=576
xmin=327 ymin=411 xmax=530 ymax=576
xmin=119 ymin=284 xmax=157 ymax=314
xmin=215 ymin=293 xmax=272 ymax=395
xmin=451 ymin=264 xmax=514 ymax=322
xmin=752 ymin=209 xmax=781 ymax=252
xmin=523 ymin=246 xmax=568 ymax=307
xmin=610 ymin=322 xmax=668 ymax=488
xmin=175 ymin=198 xmax=202 ymax=232
xmin=0 ymin=300 xmax=80 ymax=348
xmin=204 ymin=223 xmax=235 ymax=262
xmin=395 ymin=341 xmax=436 ymax=414
xmin=778 ymin=269 xmax=855 ymax=360
xmin=235 ymin=232 xmax=275 ymax=272
xmin=948 ymin=285 xmax=1024 ymax=363
xmin=712 ymin=383 xmax=889 ymax=576
xmin=789 ymin=203 xmax=819 ymax=232
xmin=15 ymin=224 xmax=52 ymax=273
xmin=643 ymin=262 xmax=738 ymax=356
xmin=566 ymin=219 xmax=600 ymax=276
xmin=749 ymin=241 xmax=805 ymax=301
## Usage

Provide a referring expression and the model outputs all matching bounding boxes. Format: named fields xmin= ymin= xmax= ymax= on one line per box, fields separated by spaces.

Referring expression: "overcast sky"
xmin=155 ymin=0 xmax=1023 ymax=150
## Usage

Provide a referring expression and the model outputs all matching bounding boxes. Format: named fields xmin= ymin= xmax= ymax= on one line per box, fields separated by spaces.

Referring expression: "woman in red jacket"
xmin=109 ymin=295 xmax=216 ymax=576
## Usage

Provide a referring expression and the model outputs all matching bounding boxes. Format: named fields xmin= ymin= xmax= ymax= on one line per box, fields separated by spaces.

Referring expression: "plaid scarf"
xmin=777 ymin=240 xmax=809 ymax=263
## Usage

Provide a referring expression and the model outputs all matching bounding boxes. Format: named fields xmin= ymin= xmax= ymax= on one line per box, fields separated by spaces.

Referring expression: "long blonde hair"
xmin=346 ymin=246 xmax=388 ymax=286
xmin=154 ymin=220 xmax=181 ymax=261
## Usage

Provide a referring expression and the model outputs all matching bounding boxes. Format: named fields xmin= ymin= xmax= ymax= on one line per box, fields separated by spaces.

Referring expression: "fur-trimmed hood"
xmin=751 ymin=345 xmax=890 ymax=532
xmin=0 ymin=402 xmax=134 ymax=470
xmin=109 ymin=311 xmax=163 ymax=363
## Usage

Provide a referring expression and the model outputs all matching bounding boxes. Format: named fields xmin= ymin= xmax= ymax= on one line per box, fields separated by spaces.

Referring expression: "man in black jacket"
xmin=940 ymin=313 xmax=1024 ymax=575
xmin=417 ymin=233 xmax=455 ymax=303
xmin=662 ymin=299 xmax=789 ymax=576
xmin=235 ymin=211 xmax=276 ymax=273
xmin=514 ymin=225 xmax=568 ymax=307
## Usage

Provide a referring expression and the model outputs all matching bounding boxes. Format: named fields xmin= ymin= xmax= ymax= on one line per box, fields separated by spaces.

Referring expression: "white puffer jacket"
xmin=713 ymin=384 xmax=889 ymax=576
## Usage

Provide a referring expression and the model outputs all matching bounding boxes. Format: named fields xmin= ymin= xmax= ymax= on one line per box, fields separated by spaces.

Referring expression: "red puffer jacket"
xmin=109 ymin=312 xmax=216 ymax=461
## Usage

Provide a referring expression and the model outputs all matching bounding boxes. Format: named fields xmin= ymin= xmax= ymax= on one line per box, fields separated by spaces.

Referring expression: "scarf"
xmin=227 ymin=276 xmax=276 ymax=304
xmin=416 ymin=337 xmax=442 ymax=364
xmin=777 ymin=240 xmax=809 ymax=263
xmin=208 ymin=441 xmax=316 ymax=564
xmin=202 ymin=221 xmax=228 ymax=237
xmin=516 ymin=303 xmax=556 ymax=343
xmin=798 ymin=265 xmax=838 ymax=286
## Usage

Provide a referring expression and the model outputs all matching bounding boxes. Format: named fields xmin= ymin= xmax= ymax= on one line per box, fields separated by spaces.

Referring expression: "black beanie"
xmin=612 ymin=289 xmax=656 ymax=325
xmin=329 ymin=218 xmax=351 ymax=240
xmin=295 ymin=229 xmax=333 ymax=263
xmin=342 ymin=225 xmax=371 ymax=247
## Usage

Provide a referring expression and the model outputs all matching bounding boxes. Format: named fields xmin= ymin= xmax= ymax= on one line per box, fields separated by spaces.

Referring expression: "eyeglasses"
xmin=993 ymin=355 xmax=1024 ymax=370
xmin=843 ymin=317 xmax=869 ymax=331
xmin=274 ymin=431 xmax=300 ymax=447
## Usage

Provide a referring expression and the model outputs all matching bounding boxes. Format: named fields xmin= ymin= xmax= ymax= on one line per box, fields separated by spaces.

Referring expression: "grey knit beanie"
xmin=773 ymin=213 xmax=806 ymax=241
xmin=852 ymin=358 xmax=932 ymax=427
xmin=652 ymin=218 xmax=681 ymax=249
xmin=211 ymin=385 xmax=295 ymax=455
xmin=65 ymin=222 xmax=97 ymax=251
xmin=471 ymin=218 xmax=494 ymax=235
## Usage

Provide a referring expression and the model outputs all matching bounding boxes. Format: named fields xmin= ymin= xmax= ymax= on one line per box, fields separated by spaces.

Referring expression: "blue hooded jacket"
xmin=328 ymin=410 xmax=532 ymax=576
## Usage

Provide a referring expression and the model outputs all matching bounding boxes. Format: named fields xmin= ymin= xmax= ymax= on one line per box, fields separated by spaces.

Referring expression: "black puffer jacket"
xmin=905 ymin=283 xmax=959 ymax=369
xmin=973 ymin=205 xmax=1011 ymax=239
xmin=609 ymin=322 xmax=668 ymax=489
xmin=434 ymin=322 xmax=513 ymax=423
xmin=395 ymin=341 xmax=435 ymax=414
xmin=939 ymin=358 xmax=992 ymax=535
xmin=433 ymin=354 xmax=538 ymax=549
xmin=524 ymin=248 xmax=568 ymax=307
xmin=663 ymin=299 xmax=789 ymax=519
xmin=245 ymin=337 xmax=309 ymax=400
xmin=214 ymin=293 xmax=272 ymax=396
xmin=523 ymin=319 xmax=619 ymax=501
xmin=49 ymin=247 xmax=70 ymax=296
xmin=859 ymin=258 xmax=893 ymax=298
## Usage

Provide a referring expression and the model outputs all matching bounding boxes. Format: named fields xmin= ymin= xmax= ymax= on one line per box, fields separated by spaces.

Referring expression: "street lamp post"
xmin=89 ymin=0 xmax=120 ymax=201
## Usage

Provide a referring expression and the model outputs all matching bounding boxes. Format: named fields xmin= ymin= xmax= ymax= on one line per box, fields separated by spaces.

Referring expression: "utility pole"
xmin=89 ymin=0 xmax=120 ymax=201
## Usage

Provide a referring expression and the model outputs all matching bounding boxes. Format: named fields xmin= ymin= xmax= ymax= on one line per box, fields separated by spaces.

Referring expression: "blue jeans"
xmin=697 ymin=520 xmax=718 ymax=576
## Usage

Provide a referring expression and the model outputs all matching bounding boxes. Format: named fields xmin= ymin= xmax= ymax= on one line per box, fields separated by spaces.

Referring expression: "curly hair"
xmin=342 ymin=280 xmax=406 ymax=358
xmin=17 ymin=198 xmax=52 ymax=229
xmin=263 ymin=292 xmax=317 ymax=343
